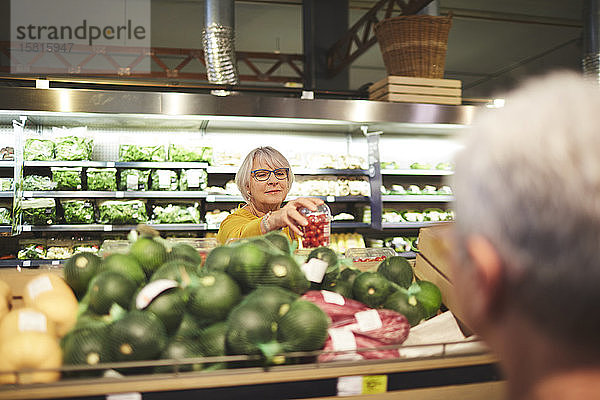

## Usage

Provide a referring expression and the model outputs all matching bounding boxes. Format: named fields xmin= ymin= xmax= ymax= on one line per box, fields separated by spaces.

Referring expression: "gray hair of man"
xmin=451 ymin=71 xmax=600 ymax=346
xmin=235 ymin=146 xmax=295 ymax=203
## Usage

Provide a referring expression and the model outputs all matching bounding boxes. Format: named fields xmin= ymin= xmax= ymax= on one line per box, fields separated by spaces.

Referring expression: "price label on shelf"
xmin=115 ymin=191 xmax=125 ymax=198
xmin=23 ymin=191 xmax=33 ymax=198
xmin=106 ymin=393 xmax=141 ymax=400
xmin=103 ymin=225 xmax=113 ymax=232
xmin=51 ymin=260 xmax=60 ymax=266
xmin=337 ymin=375 xmax=388 ymax=396
xmin=106 ymin=162 xmax=115 ymax=168
xmin=206 ymin=195 xmax=216 ymax=202
xmin=326 ymin=196 xmax=335 ymax=202
xmin=22 ymin=225 xmax=31 ymax=232
xmin=22 ymin=260 xmax=31 ymax=267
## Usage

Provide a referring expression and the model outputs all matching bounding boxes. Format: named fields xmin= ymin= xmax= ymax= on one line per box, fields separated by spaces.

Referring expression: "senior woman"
xmin=217 ymin=146 xmax=323 ymax=244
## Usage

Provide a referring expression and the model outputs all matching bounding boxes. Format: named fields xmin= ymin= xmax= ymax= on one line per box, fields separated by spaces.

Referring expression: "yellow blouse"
xmin=216 ymin=206 xmax=292 ymax=244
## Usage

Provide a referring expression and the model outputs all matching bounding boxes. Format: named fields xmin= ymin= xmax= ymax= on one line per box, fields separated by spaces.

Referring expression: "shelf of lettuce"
xmin=381 ymin=169 xmax=454 ymax=176
xmin=24 ymin=161 xmax=210 ymax=169
xmin=20 ymin=223 xmax=210 ymax=232
xmin=205 ymin=195 xmax=370 ymax=203
xmin=0 ymin=161 xmax=13 ymax=168
xmin=23 ymin=191 xmax=209 ymax=199
xmin=382 ymin=195 xmax=454 ymax=202
xmin=382 ymin=221 xmax=453 ymax=229
xmin=206 ymin=166 xmax=369 ymax=176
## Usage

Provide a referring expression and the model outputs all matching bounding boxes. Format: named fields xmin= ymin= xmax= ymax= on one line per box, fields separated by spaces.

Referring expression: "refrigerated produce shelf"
xmin=207 ymin=166 xmax=368 ymax=175
xmin=382 ymin=195 xmax=454 ymax=202
xmin=381 ymin=169 xmax=454 ymax=176
xmin=0 ymin=259 xmax=65 ymax=267
xmin=330 ymin=221 xmax=370 ymax=229
xmin=21 ymin=223 xmax=209 ymax=232
xmin=382 ymin=221 xmax=451 ymax=229
xmin=0 ymin=191 xmax=12 ymax=198
xmin=24 ymin=161 xmax=210 ymax=169
xmin=0 ymin=161 xmax=14 ymax=168
xmin=23 ymin=191 xmax=208 ymax=199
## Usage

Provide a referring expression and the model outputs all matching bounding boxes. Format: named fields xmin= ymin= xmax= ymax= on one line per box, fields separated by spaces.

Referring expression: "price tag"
xmin=136 ymin=279 xmax=178 ymax=309
xmin=23 ymin=191 xmax=33 ymax=198
xmin=337 ymin=376 xmax=363 ymax=397
xmin=321 ymin=290 xmax=345 ymax=305
xmin=22 ymin=260 xmax=31 ymax=267
xmin=337 ymin=375 xmax=388 ymax=397
xmin=301 ymin=258 xmax=328 ymax=283
xmin=326 ymin=195 xmax=335 ymax=202
xmin=104 ymin=225 xmax=113 ymax=232
xmin=18 ymin=310 xmax=48 ymax=333
xmin=355 ymin=309 xmax=383 ymax=332
xmin=27 ymin=275 xmax=53 ymax=299
xmin=106 ymin=393 xmax=141 ymax=400
xmin=51 ymin=260 xmax=60 ymax=266
xmin=206 ymin=195 xmax=216 ymax=202
xmin=115 ymin=191 xmax=125 ymax=198
xmin=362 ymin=375 xmax=388 ymax=394
xmin=106 ymin=162 xmax=115 ymax=168
xmin=23 ymin=225 xmax=31 ymax=232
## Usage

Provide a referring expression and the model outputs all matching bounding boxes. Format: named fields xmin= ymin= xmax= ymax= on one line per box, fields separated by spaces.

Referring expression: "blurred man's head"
xmin=452 ymin=71 xmax=600 ymax=351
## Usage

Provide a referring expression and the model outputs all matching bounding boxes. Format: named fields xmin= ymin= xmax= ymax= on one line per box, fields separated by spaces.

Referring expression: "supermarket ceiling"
xmin=237 ymin=0 xmax=585 ymax=99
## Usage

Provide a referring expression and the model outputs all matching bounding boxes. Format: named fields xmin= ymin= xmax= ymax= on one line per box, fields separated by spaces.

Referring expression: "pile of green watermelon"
xmin=60 ymin=229 xmax=442 ymax=376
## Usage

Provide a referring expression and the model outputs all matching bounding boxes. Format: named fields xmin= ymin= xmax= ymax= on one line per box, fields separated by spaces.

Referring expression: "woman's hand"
xmin=267 ymin=197 xmax=324 ymax=236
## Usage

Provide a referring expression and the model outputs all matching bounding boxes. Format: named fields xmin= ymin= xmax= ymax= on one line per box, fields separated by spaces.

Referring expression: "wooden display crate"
xmin=414 ymin=223 xmax=471 ymax=331
xmin=369 ymin=76 xmax=462 ymax=105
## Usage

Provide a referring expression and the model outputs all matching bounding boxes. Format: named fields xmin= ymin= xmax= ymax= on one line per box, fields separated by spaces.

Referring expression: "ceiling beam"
xmin=326 ymin=0 xmax=434 ymax=78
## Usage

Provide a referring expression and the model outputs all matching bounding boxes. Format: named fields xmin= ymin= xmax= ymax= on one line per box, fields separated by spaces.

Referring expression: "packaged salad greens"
xmin=54 ymin=136 xmax=93 ymax=161
xmin=0 ymin=207 xmax=11 ymax=225
xmin=61 ymin=199 xmax=95 ymax=224
xmin=98 ymin=200 xmax=148 ymax=224
xmin=22 ymin=198 xmax=56 ymax=225
xmin=0 ymin=178 xmax=12 ymax=191
xmin=151 ymin=203 xmax=201 ymax=224
xmin=18 ymin=242 xmax=46 ymax=260
xmin=119 ymin=144 xmax=166 ymax=162
xmin=150 ymin=169 xmax=178 ymax=191
xmin=168 ymin=144 xmax=213 ymax=163
xmin=118 ymin=169 xmax=150 ymax=191
xmin=86 ymin=168 xmax=117 ymax=191
xmin=51 ymin=167 xmax=82 ymax=190
xmin=22 ymin=175 xmax=57 ymax=191
xmin=24 ymin=139 xmax=54 ymax=161
xmin=179 ymin=169 xmax=208 ymax=191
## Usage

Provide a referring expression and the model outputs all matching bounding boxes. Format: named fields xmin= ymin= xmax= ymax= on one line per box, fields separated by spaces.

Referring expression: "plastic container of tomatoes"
xmin=299 ymin=203 xmax=331 ymax=248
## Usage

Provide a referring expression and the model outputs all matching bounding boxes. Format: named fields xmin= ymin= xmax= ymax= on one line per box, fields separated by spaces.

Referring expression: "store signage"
xmin=10 ymin=0 xmax=151 ymax=75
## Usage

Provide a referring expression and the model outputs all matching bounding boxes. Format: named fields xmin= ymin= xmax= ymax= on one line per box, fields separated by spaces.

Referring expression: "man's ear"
xmin=466 ymin=235 xmax=505 ymax=318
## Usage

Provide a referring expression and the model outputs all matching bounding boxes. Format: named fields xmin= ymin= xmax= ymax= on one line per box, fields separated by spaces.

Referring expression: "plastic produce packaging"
xmin=18 ymin=242 xmax=46 ymax=259
xmin=24 ymin=138 xmax=54 ymax=160
xmin=22 ymin=175 xmax=57 ymax=191
xmin=150 ymin=169 xmax=178 ymax=191
xmin=300 ymin=203 xmax=331 ymax=248
xmin=98 ymin=200 xmax=147 ymax=224
xmin=118 ymin=169 xmax=150 ymax=191
xmin=86 ymin=168 xmax=117 ymax=191
xmin=51 ymin=167 xmax=82 ymax=190
xmin=179 ymin=169 xmax=207 ymax=191
xmin=0 ymin=178 xmax=12 ymax=191
xmin=0 ymin=207 xmax=11 ymax=225
xmin=168 ymin=144 xmax=213 ymax=163
xmin=119 ymin=144 xmax=166 ymax=162
xmin=54 ymin=136 xmax=93 ymax=161
xmin=46 ymin=246 xmax=73 ymax=260
xmin=151 ymin=203 xmax=201 ymax=224
xmin=61 ymin=199 xmax=95 ymax=224
xmin=22 ymin=198 xmax=56 ymax=225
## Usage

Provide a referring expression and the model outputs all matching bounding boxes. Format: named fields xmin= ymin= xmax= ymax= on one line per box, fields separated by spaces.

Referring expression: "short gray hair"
xmin=452 ymin=71 xmax=600 ymax=345
xmin=235 ymin=146 xmax=295 ymax=203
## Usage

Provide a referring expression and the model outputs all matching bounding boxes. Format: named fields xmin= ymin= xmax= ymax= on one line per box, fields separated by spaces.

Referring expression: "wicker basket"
xmin=374 ymin=14 xmax=452 ymax=79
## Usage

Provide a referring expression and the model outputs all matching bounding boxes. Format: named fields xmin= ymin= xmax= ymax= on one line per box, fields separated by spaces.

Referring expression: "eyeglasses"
xmin=251 ymin=168 xmax=289 ymax=181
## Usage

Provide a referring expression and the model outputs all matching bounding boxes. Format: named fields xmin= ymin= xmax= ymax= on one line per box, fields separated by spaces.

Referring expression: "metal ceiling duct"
xmin=203 ymin=0 xmax=239 ymax=88
xmin=583 ymin=0 xmax=600 ymax=83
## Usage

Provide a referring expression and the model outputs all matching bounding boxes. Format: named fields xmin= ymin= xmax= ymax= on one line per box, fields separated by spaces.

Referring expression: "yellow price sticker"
xmin=362 ymin=375 xmax=388 ymax=394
